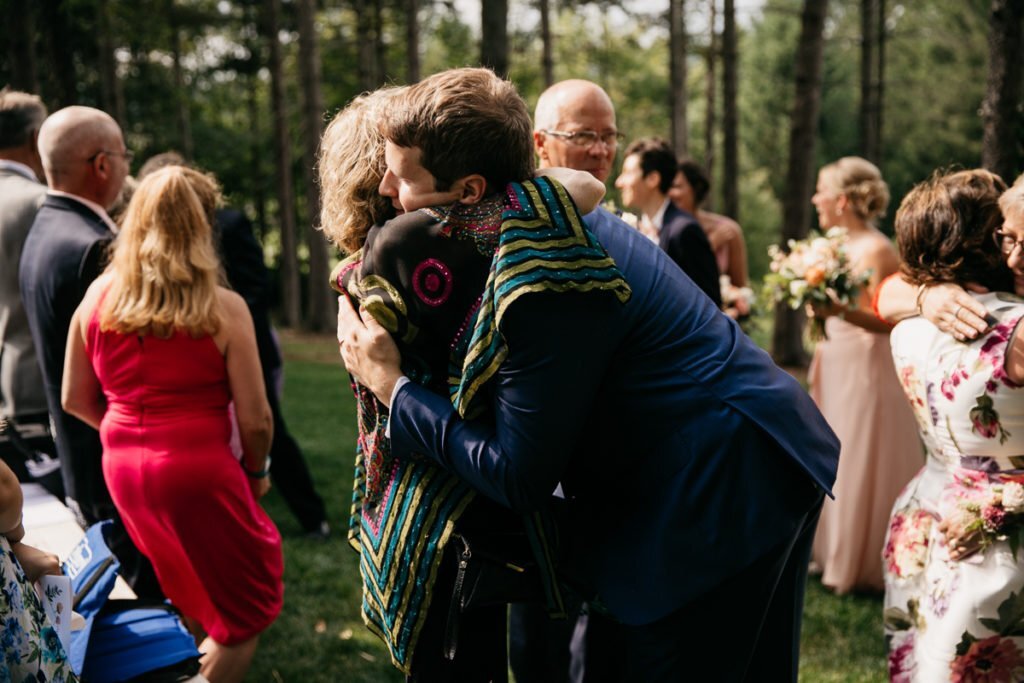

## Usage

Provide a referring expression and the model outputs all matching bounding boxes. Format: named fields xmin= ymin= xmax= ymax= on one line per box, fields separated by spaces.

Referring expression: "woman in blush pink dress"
xmin=62 ymin=166 xmax=283 ymax=683
xmin=804 ymin=157 xmax=924 ymax=594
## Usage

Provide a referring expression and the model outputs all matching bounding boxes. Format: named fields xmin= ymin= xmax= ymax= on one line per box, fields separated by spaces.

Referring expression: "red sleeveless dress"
xmin=86 ymin=304 xmax=283 ymax=645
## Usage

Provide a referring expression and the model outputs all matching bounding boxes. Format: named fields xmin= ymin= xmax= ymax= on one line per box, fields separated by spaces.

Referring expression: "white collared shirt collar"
xmin=0 ymin=159 xmax=40 ymax=182
xmin=47 ymin=190 xmax=119 ymax=234
xmin=651 ymin=198 xmax=672 ymax=231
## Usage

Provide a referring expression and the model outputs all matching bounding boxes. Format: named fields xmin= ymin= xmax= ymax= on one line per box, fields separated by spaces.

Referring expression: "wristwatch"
xmin=241 ymin=455 xmax=272 ymax=479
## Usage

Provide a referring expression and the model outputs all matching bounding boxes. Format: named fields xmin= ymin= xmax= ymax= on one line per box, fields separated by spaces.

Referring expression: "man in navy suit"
xmin=337 ymin=69 xmax=839 ymax=681
xmin=616 ymin=137 xmax=722 ymax=307
xmin=19 ymin=106 xmax=161 ymax=598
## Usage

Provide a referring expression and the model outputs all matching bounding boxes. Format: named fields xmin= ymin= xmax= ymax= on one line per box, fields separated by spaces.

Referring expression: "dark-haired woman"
xmin=879 ymin=169 xmax=1024 ymax=681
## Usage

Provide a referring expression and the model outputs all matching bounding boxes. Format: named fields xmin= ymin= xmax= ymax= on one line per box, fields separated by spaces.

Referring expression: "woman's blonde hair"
xmin=318 ymin=88 xmax=400 ymax=254
xmin=101 ymin=165 xmax=224 ymax=338
xmin=820 ymin=156 xmax=890 ymax=223
xmin=999 ymin=173 xmax=1024 ymax=222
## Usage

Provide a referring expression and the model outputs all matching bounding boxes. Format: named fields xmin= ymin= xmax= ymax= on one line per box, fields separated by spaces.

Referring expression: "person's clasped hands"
xmin=337 ymin=296 xmax=404 ymax=408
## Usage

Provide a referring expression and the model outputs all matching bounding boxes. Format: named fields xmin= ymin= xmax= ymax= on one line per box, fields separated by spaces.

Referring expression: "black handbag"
xmin=443 ymin=506 xmax=570 ymax=661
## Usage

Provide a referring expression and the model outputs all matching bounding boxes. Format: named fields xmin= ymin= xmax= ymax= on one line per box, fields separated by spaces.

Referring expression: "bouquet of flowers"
xmin=720 ymin=275 xmax=755 ymax=319
xmin=762 ymin=227 xmax=869 ymax=340
xmin=938 ymin=470 xmax=1024 ymax=561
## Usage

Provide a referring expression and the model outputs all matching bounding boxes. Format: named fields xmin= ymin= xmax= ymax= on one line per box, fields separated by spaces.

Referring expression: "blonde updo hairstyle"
xmin=101 ymin=165 xmax=224 ymax=338
xmin=820 ymin=156 xmax=890 ymax=224
xmin=318 ymin=88 xmax=401 ymax=254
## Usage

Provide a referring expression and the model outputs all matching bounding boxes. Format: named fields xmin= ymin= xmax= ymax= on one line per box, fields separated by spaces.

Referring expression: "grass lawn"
xmin=246 ymin=331 xmax=887 ymax=682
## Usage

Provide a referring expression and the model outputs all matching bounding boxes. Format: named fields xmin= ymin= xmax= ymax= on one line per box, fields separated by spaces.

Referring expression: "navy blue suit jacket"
xmin=389 ymin=207 xmax=839 ymax=625
xmin=19 ymin=194 xmax=114 ymax=522
xmin=659 ymin=202 xmax=721 ymax=307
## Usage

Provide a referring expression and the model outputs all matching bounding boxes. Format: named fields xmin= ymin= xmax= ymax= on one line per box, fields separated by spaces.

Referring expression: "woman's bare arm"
xmin=877 ymin=276 xmax=991 ymax=340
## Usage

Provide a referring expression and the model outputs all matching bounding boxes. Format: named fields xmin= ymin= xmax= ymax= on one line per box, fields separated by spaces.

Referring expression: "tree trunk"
xmin=669 ymin=0 xmax=688 ymax=157
xmin=373 ymin=0 xmax=387 ymax=83
xmin=704 ymin=0 xmax=717 ymax=198
xmin=406 ymin=0 xmax=420 ymax=82
xmin=244 ymin=1 xmax=267 ymax=242
xmin=356 ymin=0 xmax=377 ymax=90
xmin=168 ymin=0 xmax=194 ymax=160
xmin=264 ymin=0 xmax=301 ymax=328
xmin=96 ymin=0 xmax=125 ymax=126
xmin=772 ymin=0 xmax=829 ymax=368
xmin=5 ymin=0 xmax=39 ymax=94
xmin=877 ymin=0 xmax=885 ymax=165
xmin=40 ymin=0 xmax=77 ymax=107
xmin=722 ymin=0 xmax=739 ymax=219
xmin=859 ymin=0 xmax=881 ymax=163
xmin=481 ymin=0 xmax=509 ymax=77
xmin=297 ymin=0 xmax=333 ymax=331
xmin=539 ymin=0 xmax=554 ymax=88
xmin=981 ymin=0 xmax=1024 ymax=182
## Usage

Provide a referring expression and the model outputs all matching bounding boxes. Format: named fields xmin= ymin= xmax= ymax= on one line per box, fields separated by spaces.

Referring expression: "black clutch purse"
xmin=442 ymin=505 xmax=571 ymax=661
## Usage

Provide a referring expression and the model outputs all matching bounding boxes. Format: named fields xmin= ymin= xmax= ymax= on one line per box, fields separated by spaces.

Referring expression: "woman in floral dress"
xmin=882 ymin=169 xmax=1024 ymax=681
xmin=1 ymin=460 xmax=76 ymax=682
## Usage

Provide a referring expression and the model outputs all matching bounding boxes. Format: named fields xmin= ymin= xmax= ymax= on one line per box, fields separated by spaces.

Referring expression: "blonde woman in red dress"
xmin=62 ymin=166 xmax=283 ymax=683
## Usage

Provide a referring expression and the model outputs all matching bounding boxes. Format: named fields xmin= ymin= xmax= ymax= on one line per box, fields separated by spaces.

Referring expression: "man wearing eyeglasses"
xmin=19 ymin=106 xmax=162 ymax=599
xmin=534 ymin=79 xmax=622 ymax=184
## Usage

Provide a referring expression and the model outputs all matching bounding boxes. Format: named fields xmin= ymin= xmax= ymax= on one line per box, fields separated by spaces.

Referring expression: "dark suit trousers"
xmin=266 ymin=388 xmax=327 ymax=532
xmin=616 ymin=491 xmax=825 ymax=682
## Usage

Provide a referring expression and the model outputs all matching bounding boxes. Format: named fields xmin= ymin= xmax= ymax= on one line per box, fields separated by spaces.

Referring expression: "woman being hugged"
xmin=880 ymin=169 xmax=1024 ymax=681
xmin=807 ymin=157 xmax=923 ymax=594
xmin=62 ymin=166 xmax=282 ymax=683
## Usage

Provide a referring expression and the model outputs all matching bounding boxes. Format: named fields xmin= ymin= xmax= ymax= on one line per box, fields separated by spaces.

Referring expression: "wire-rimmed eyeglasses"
xmin=541 ymin=129 xmax=625 ymax=148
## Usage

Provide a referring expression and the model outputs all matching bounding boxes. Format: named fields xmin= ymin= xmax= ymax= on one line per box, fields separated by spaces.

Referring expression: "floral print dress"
xmin=0 ymin=536 xmax=77 ymax=683
xmin=885 ymin=293 xmax=1024 ymax=682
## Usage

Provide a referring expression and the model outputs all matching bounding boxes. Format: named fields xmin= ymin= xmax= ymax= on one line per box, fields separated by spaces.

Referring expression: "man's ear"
xmin=644 ymin=170 xmax=661 ymax=191
xmin=453 ymin=174 xmax=488 ymax=205
xmin=533 ymin=130 xmax=549 ymax=162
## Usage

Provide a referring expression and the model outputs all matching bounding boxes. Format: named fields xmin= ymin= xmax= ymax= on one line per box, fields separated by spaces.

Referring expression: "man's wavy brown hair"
xmin=381 ymin=67 xmax=534 ymax=193
xmin=896 ymin=168 xmax=1011 ymax=291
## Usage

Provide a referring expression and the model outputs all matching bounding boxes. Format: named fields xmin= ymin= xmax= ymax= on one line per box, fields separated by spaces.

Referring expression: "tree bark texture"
xmin=705 ymin=0 xmax=717 ymax=199
xmin=264 ymin=0 xmax=301 ymax=328
xmin=481 ymin=0 xmax=509 ymax=76
xmin=859 ymin=0 xmax=882 ymax=163
xmin=669 ymin=0 xmax=688 ymax=157
xmin=97 ymin=0 xmax=125 ymax=126
xmin=356 ymin=0 xmax=378 ymax=90
xmin=722 ymin=0 xmax=739 ymax=219
xmin=40 ymin=0 xmax=77 ymax=108
xmin=981 ymin=0 xmax=1024 ymax=183
xmin=406 ymin=0 xmax=420 ymax=83
xmin=773 ymin=0 xmax=829 ymax=367
xmin=5 ymin=0 xmax=39 ymax=94
xmin=539 ymin=0 xmax=554 ymax=88
xmin=169 ymin=0 xmax=194 ymax=160
xmin=297 ymin=0 xmax=333 ymax=331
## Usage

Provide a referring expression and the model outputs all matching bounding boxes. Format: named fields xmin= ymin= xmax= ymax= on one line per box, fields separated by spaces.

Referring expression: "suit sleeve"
xmin=388 ymin=291 xmax=616 ymax=512
xmin=665 ymin=223 xmax=722 ymax=308
xmin=78 ymin=238 xmax=111 ymax=297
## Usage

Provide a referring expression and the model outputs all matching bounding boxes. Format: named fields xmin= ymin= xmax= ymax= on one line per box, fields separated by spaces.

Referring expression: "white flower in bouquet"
xmin=720 ymin=275 xmax=755 ymax=318
xmin=761 ymin=227 xmax=870 ymax=341
xmin=1002 ymin=482 xmax=1024 ymax=512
